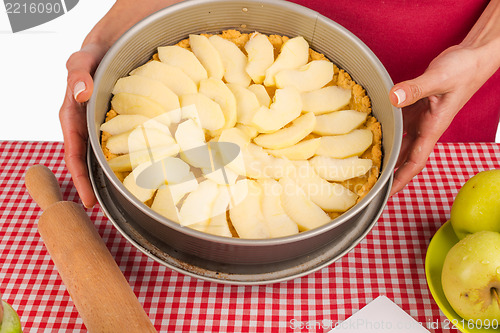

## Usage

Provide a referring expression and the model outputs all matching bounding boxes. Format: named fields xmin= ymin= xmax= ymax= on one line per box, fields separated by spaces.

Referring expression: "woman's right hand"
xmin=59 ymin=43 xmax=108 ymax=208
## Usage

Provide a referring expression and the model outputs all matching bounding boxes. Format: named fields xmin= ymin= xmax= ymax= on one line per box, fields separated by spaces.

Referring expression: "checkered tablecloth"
xmin=1 ymin=141 xmax=499 ymax=333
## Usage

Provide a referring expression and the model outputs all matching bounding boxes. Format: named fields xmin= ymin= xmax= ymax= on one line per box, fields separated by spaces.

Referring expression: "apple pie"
xmin=100 ymin=30 xmax=382 ymax=239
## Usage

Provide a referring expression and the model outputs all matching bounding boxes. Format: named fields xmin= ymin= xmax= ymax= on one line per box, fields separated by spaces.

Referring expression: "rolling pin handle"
xmin=25 ymin=164 xmax=63 ymax=211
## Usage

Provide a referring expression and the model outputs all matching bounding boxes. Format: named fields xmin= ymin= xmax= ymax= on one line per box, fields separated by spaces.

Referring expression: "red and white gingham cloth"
xmin=1 ymin=141 xmax=499 ymax=333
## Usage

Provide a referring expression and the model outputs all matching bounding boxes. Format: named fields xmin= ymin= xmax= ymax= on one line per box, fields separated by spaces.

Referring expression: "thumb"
xmin=389 ymin=69 xmax=449 ymax=108
xmin=66 ymin=44 xmax=106 ymax=104
xmin=68 ymin=71 xmax=94 ymax=104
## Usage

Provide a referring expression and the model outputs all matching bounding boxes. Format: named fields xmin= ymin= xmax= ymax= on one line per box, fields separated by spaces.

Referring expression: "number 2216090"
xmin=5 ymin=2 xmax=62 ymax=14
xmin=443 ymin=318 xmax=499 ymax=330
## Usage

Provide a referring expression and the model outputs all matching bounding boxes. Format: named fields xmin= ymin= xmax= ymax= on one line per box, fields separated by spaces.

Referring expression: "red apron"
xmin=289 ymin=0 xmax=500 ymax=142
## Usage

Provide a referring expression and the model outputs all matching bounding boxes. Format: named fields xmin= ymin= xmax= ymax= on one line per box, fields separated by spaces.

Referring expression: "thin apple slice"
xmin=129 ymin=60 xmax=197 ymax=96
xmin=122 ymin=163 xmax=157 ymax=203
xmin=244 ymin=143 xmax=293 ymax=180
xmin=168 ymin=173 xmax=199 ymax=204
xmin=175 ymin=119 xmax=211 ymax=169
xmin=202 ymin=166 xmax=239 ymax=185
xmin=275 ymin=60 xmax=334 ymax=92
xmin=244 ymin=32 xmax=274 ymax=84
xmin=279 ymin=177 xmax=331 ymax=231
xmin=206 ymin=212 xmax=232 ymax=237
xmin=148 ymin=112 xmax=173 ymax=129
xmin=205 ymin=186 xmax=232 ymax=237
xmin=241 ymin=146 xmax=264 ymax=179
xmin=229 ymin=179 xmax=270 ymax=239
xmin=226 ymin=83 xmax=260 ymax=125
xmin=266 ymin=138 xmax=321 ymax=160
xmin=316 ymin=129 xmax=373 ymax=158
xmin=157 ymin=45 xmax=208 ymax=84
xmin=235 ymin=124 xmax=259 ymax=139
xmin=217 ymin=128 xmax=249 ymax=176
xmin=179 ymin=179 xmax=219 ymax=229
xmin=107 ymin=144 xmax=181 ymax=172
xmin=302 ymin=86 xmax=352 ymax=115
xmin=151 ymin=186 xmax=181 ymax=223
xmin=111 ymin=93 xmax=165 ymax=118
xmin=233 ymin=126 xmax=260 ymax=142
xmin=189 ymin=34 xmax=225 ymax=80
xmin=178 ymin=104 xmax=202 ymax=128
xmin=313 ymin=110 xmax=368 ymax=135
xmin=259 ymin=179 xmax=299 ymax=237
xmin=309 ymin=155 xmax=373 ymax=181
xmin=254 ymin=112 xmax=316 ymax=149
xmin=106 ymin=127 xmax=175 ymax=155
xmin=199 ymin=78 xmax=237 ymax=130
xmin=112 ymin=75 xmax=180 ymax=112
xmin=100 ymin=115 xmax=150 ymax=135
xmin=264 ymin=36 xmax=309 ymax=87
xmin=290 ymin=161 xmax=358 ymax=212
xmin=248 ymin=84 xmax=271 ymax=107
xmin=140 ymin=116 xmax=173 ymax=133
xmin=227 ymin=179 xmax=249 ymax=210
xmin=251 ymin=87 xmax=302 ymax=133
xmin=180 ymin=93 xmax=225 ymax=132
xmin=148 ymin=110 xmax=180 ymax=136
xmin=209 ymin=35 xmax=251 ymax=87
xmin=218 ymin=127 xmax=251 ymax=149
xmin=132 ymin=157 xmax=192 ymax=191
xmin=147 ymin=174 xmax=198 ymax=225
xmin=165 ymin=108 xmax=182 ymax=124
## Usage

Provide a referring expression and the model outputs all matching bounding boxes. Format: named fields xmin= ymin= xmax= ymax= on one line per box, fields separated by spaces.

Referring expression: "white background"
xmin=0 ymin=1 xmax=114 ymax=141
xmin=0 ymin=2 xmax=499 ymax=142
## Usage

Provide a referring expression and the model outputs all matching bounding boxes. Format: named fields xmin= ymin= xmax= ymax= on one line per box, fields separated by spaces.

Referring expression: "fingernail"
xmin=83 ymin=202 xmax=94 ymax=209
xmin=394 ymin=89 xmax=406 ymax=105
xmin=73 ymin=81 xmax=86 ymax=101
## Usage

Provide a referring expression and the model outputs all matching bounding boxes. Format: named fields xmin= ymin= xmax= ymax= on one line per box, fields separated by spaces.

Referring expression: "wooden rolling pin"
xmin=25 ymin=165 xmax=157 ymax=333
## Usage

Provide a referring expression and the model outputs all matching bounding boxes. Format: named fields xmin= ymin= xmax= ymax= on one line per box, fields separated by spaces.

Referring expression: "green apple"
xmin=450 ymin=169 xmax=500 ymax=239
xmin=441 ymin=230 xmax=500 ymax=321
xmin=0 ymin=300 xmax=23 ymax=333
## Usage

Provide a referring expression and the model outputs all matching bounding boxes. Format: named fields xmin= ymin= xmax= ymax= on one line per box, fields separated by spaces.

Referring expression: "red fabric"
xmin=290 ymin=0 xmax=500 ymax=142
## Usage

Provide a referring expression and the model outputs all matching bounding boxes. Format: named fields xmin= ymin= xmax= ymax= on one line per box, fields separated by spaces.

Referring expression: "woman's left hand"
xmin=389 ymin=43 xmax=499 ymax=196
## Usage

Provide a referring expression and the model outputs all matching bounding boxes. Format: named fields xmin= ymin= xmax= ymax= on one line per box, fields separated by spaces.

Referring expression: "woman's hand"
xmin=389 ymin=44 xmax=500 ymax=196
xmin=59 ymin=43 xmax=107 ymax=208
xmin=389 ymin=1 xmax=500 ymax=196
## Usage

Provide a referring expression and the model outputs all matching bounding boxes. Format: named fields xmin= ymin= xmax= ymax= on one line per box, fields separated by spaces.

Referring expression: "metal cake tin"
xmin=87 ymin=0 xmax=402 ymax=269
xmin=89 ymin=148 xmax=392 ymax=285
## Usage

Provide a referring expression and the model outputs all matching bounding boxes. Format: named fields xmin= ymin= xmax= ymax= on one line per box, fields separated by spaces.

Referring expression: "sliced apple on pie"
xmin=100 ymin=30 xmax=381 ymax=239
